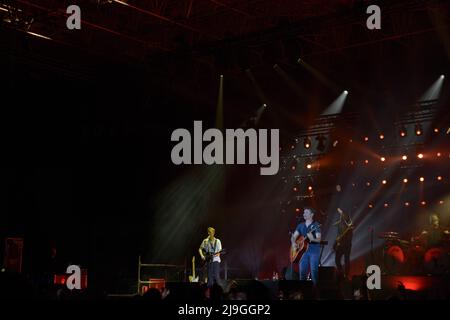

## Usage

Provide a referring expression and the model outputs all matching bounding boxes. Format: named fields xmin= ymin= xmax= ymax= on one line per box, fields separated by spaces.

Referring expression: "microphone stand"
xmin=288 ymin=231 xmax=293 ymax=280
xmin=370 ymin=227 xmax=374 ymax=265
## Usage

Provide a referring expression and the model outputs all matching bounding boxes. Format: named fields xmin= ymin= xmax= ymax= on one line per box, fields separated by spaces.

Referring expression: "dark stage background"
xmin=1 ymin=0 xmax=450 ymax=294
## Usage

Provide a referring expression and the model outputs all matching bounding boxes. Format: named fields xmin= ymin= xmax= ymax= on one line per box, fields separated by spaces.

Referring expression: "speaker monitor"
xmin=318 ymin=266 xmax=337 ymax=288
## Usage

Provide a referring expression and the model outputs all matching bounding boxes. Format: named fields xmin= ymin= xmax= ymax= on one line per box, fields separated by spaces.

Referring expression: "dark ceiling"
xmin=2 ymin=0 xmax=448 ymax=65
xmin=1 ymin=0 xmax=449 ymax=127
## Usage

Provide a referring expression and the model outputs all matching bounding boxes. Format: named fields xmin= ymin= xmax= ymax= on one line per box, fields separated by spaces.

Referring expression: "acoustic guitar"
xmin=290 ymin=224 xmax=320 ymax=263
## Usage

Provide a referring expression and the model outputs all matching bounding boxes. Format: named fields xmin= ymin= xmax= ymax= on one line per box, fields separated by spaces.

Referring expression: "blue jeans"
xmin=299 ymin=249 xmax=320 ymax=284
xmin=207 ymin=262 xmax=221 ymax=287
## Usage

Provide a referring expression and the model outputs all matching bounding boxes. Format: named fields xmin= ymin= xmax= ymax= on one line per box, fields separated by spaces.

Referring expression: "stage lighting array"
xmin=356 ymin=124 xmax=448 ymax=141
xmin=364 ymin=199 xmax=445 ymax=210
xmin=360 ymin=175 xmax=444 ymax=187
xmin=291 ymin=123 xmax=446 ymax=155
xmin=282 ymin=119 xmax=448 ymax=215
xmin=280 ymin=146 xmax=447 ymax=173
xmin=288 ymin=174 xmax=445 ymax=198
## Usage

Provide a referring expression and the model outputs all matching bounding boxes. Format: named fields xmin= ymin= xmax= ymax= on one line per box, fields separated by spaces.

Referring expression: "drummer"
xmin=420 ymin=214 xmax=450 ymax=248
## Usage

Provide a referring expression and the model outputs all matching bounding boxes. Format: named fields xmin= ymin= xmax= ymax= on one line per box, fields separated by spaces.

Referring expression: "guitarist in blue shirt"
xmin=291 ymin=207 xmax=322 ymax=284
xmin=199 ymin=227 xmax=222 ymax=287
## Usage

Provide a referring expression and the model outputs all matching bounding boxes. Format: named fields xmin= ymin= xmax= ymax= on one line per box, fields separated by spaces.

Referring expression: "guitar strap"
xmin=206 ymin=239 xmax=216 ymax=254
xmin=307 ymin=223 xmax=316 ymax=235
xmin=205 ymin=240 xmax=217 ymax=265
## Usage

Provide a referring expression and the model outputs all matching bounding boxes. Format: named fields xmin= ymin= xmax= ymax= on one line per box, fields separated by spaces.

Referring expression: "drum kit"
xmin=379 ymin=231 xmax=450 ymax=275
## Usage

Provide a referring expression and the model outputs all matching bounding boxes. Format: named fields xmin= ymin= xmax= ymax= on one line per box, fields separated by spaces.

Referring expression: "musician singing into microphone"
xmin=291 ymin=207 xmax=322 ymax=284
xmin=199 ymin=227 xmax=222 ymax=287
xmin=333 ymin=208 xmax=353 ymax=280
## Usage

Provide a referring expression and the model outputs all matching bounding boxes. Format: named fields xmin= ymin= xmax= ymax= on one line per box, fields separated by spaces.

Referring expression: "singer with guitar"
xmin=333 ymin=208 xmax=353 ymax=280
xmin=291 ymin=207 xmax=322 ymax=284
xmin=199 ymin=227 xmax=222 ymax=287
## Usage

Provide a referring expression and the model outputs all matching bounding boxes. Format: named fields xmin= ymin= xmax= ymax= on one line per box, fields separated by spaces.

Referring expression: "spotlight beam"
xmin=273 ymin=64 xmax=307 ymax=99
xmin=297 ymin=58 xmax=340 ymax=93
xmin=245 ymin=69 xmax=270 ymax=106
xmin=216 ymin=75 xmax=224 ymax=131
xmin=420 ymin=75 xmax=445 ymax=101
xmin=321 ymin=90 xmax=349 ymax=116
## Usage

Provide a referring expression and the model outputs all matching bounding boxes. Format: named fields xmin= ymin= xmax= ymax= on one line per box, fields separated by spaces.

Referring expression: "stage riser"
xmin=162 ymin=274 xmax=450 ymax=300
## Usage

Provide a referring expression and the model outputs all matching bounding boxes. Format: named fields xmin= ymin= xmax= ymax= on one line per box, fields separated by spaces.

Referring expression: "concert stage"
xmin=2 ymin=0 xmax=450 ymax=305
xmin=113 ymin=274 xmax=450 ymax=300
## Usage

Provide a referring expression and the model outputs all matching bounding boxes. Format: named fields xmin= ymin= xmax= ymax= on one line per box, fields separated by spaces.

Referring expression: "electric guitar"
xmin=188 ymin=256 xmax=199 ymax=282
xmin=202 ymin=249 xmax=226 ymax=264
xmin=290 ymin=224 xmax=320 ymax=263
xmin=333 ymin=224 xmax=354 ymax=250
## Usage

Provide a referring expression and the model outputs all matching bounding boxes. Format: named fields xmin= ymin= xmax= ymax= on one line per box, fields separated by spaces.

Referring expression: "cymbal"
xmin=379 ymin=235 xmax=400 ymax=240
xmin=380 ymin=231 xmax=400 ymax=236
xmin=379 ymin=231 xmax=399 ymax=238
